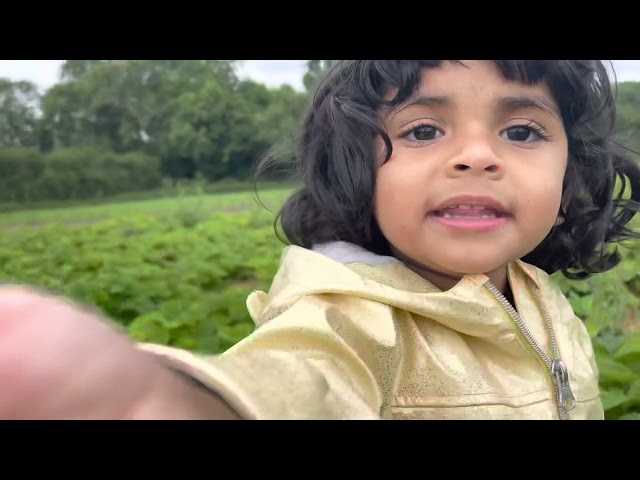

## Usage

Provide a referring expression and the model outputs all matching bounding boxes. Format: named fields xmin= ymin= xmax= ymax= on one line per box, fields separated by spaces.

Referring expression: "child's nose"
xmin=446 ymin=141 xmax=503 ymax=178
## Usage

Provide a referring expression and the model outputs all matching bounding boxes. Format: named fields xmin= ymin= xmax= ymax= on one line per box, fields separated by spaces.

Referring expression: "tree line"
xmin=0 ymin=60 xmax=330 ymax=202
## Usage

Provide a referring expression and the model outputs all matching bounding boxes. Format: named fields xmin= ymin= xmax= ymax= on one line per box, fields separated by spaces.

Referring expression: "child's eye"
xmin=402 ymin=124 xmax=444 ymax=143
xmin=501 ymin=124 xmax=551 ymax=143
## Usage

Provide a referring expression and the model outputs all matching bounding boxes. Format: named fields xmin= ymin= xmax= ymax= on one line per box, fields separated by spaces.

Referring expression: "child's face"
xmin=375 ymin=60 xmax=568 ymax=280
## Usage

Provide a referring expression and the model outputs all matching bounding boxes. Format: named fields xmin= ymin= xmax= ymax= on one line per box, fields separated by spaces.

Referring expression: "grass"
xmin=0 ymin=188 xmax=293 ymax=229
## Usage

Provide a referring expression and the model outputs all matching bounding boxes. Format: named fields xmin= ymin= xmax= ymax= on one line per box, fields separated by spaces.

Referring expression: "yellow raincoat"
xmin=140 ymin=242 xmax=603 ymax=420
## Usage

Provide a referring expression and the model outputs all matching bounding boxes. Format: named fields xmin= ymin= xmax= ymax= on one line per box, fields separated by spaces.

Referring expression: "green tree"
xmin=59 ymin=60 xmax=114 ymax=82
xmin=165 ymin=78 xmax=243 ymax=181
xmin=614 ymin=82 xmax=640 ymax=160
xmin=0 ymin=79 xmax=41 ymax=148
xmin=303 ymin=60 xmax=339 ymax=93
xmin=40 ymin=60 xmax=242 ymax=156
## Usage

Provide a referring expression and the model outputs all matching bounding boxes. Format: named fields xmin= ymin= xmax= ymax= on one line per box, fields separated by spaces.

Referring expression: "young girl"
xmin=2 ymin=60 xmax=639 ymax=420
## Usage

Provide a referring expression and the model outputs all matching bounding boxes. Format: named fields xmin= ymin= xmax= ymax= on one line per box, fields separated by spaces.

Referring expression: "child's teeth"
xmin=441 ymin=213 xmax=496 ymax=219
xmin=451 ymin=205 xmax=487 ymax=210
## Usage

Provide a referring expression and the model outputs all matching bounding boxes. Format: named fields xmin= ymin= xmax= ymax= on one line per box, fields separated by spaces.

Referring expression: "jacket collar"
xmin=256 ymin=242 xmax=547 ymax=339
xmin=311 ymin=241 xmax=541 ymax=290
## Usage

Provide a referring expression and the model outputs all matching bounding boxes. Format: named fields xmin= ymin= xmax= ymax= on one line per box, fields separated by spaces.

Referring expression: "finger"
xmin=0 ymin=287 xmax=158 ymax=419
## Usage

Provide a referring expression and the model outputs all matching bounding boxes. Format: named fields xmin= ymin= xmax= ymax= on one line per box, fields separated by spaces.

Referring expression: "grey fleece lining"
xmin=311 ymin=241 xmax=401 ymax=266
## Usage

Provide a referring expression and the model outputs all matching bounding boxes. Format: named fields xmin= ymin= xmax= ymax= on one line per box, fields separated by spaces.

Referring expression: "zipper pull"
xmin=552 ymin=360 xmax=576 ymax=412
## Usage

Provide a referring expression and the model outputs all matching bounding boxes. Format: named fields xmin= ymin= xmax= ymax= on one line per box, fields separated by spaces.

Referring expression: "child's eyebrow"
xmin=497 ymin=96 xmax=561 ymax=120
xmin=392 ymin=96 xmax=450 ymax=116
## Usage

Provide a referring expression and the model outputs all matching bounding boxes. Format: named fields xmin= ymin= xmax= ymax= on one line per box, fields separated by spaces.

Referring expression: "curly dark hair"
xmin=257 ymin=60 xmax=640 ymax=279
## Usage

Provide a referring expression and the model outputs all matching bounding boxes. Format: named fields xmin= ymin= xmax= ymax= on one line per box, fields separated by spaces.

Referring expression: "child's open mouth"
xmin=428 ymin=201 xmax=511 ymax=231
xmin=432 ymin=205 xmax=508 ymax=219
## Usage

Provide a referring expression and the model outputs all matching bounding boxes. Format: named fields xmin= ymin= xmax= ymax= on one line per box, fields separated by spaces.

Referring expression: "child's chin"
xmin=444 ymin=258 xmax=510 ymax=276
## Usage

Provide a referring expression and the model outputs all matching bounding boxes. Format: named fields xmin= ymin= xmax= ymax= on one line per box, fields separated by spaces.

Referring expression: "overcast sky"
xmin=0 ymin=60 xmax=309 ymax=92
xmin=1 ymin=60 xmax=640 ymax=92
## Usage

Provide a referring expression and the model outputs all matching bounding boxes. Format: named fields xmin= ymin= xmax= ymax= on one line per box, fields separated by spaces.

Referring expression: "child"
xmin=2 ymin=60 xmax=639 ymax=420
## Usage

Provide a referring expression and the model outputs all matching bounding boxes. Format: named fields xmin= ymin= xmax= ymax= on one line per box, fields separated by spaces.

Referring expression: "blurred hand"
xmin=0 ymin=286 xmax=239 ymax=420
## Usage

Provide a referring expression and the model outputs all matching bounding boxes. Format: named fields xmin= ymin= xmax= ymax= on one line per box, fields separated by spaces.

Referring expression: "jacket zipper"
xmin=484 ymin=280 xmax=576 ymax=420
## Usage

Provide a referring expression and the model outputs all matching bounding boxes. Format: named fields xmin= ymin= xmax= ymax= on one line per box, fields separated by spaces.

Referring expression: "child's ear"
xmin=554 ymin=190 xmax=572 ymax=227
xmin=560 ymin=188 xmax=573 ymax=216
